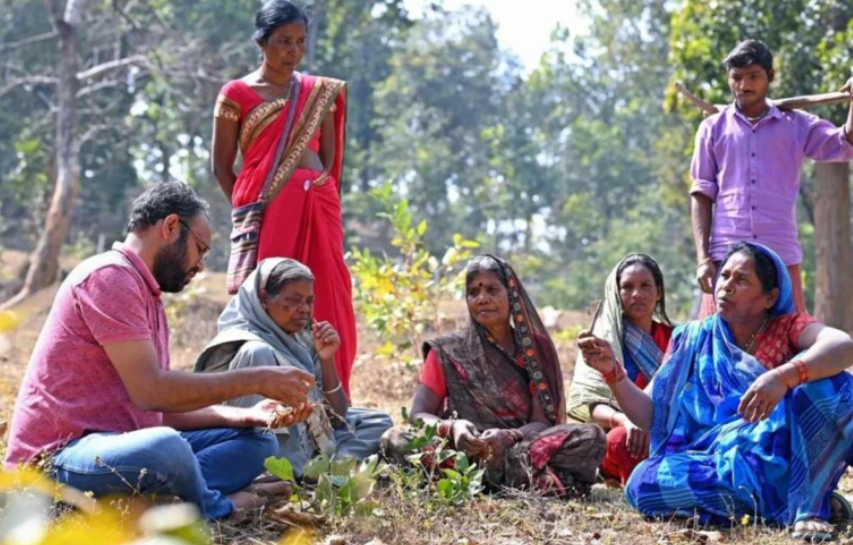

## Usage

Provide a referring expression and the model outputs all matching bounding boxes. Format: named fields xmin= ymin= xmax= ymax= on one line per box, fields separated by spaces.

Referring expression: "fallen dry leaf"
xmin=662 ymin=529 xmax=725 ymax=544
xmin=265 ymin=504 xmax=325 ymax=528
xmin=449 ymin=539 xmax=481 ymax=545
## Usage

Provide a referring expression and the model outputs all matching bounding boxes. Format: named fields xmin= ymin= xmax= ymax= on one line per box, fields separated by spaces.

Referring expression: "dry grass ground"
xmin=1 ymin=266 xmax=851 ymax=544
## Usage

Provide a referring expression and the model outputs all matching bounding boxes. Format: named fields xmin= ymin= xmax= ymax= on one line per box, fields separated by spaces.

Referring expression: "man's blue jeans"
xmin=49 ymin=426 xmax=278 ymax=519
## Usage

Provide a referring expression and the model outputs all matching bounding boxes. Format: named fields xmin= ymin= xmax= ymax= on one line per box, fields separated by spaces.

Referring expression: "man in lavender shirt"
xmin=691 ymin=39 xmax=853 ymax=317
xmin=5 ymin=182 xmax=316 ymax=520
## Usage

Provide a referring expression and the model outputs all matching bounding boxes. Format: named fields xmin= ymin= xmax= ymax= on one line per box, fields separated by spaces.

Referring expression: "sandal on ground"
xmin=792 ymin=519 xmax=835 ymax=543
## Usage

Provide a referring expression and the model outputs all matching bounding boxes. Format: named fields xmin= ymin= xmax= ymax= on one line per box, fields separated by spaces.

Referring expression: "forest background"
xmin=4 ymin=1 xmax=853 ymax=543
xmin=2 ymin=0 xmax=853 ymax=325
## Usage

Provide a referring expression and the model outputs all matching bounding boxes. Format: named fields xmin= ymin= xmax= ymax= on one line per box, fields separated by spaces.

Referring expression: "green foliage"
xmin=265 ymin=454 xmax=382 ymax=518
xmin=434 ymin=456 xmax=485 ymax=507
xmin=350 ymin=184 xmax=479 ymax=364
xmin=264 ymin=456 xmax=296 ymax=482
xmin=13 ymin=0 xmax=853 ymax=322
xmin=390 ymin=418 xmax=485 ymax=509
xmin=310 ymin=455 xmax=381 ymax=517
xmin=370 ymin=5 xmax=506 ymax=248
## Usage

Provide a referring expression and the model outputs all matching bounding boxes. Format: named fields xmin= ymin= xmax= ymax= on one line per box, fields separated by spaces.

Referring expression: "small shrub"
xmin=264 ymin=454 xmax=382 ymax=518
xmin=392 ymin=416 xmax=485 ymax=508
xmin=350 ymin=184 xmax=479 ymax=365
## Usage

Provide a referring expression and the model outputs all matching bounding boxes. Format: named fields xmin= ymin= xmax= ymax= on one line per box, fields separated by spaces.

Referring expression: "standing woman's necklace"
xmin=743 ymin=315 xmax=771 ymax=354
xmin=259 ymin=69 xmax=293 ymax=100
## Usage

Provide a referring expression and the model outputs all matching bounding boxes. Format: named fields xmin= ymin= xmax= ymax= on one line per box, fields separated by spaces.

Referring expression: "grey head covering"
xmin=195 ymin=257 xmax=335 ymax=459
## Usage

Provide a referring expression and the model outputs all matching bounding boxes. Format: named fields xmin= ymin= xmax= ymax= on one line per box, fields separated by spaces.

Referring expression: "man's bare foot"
xmin=227 ymin=480 xmax=292 ymax=523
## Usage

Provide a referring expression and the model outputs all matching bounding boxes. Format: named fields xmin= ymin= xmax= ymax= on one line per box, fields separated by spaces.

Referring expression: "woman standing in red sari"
xmin=211 ymin=0 xmax=356 ymax=396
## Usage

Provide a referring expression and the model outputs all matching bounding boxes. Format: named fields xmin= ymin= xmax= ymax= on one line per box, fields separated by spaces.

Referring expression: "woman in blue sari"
xmin=578 ymin=242 xmax=853 ymax=541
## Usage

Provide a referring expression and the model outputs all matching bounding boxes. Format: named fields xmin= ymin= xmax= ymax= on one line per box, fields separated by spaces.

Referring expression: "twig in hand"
xmin=266 ymin=405 xmax=296 ymax=433
xmin=586 ymin=300 xmax=603 ymax=332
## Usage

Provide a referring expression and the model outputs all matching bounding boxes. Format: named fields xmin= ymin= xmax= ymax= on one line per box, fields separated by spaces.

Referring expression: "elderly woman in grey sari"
xmin=195 ymin=258 xmax=393 ymax=476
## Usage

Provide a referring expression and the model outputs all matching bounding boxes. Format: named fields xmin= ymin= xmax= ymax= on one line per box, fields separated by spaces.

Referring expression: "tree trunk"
xmin=305 ymin=0 xmax=324 ymax=73
xmin=6 ymin=6 xmax=82 ymax=306
xmin=813 ymin=161 xmax=853 ymax=331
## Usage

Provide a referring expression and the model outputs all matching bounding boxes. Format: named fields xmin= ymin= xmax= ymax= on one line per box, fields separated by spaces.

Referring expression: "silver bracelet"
xmin=323 ymin=382 xmax=343 ymax=395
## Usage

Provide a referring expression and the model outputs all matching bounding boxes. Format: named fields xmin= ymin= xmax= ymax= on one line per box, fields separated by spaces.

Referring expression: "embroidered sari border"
xmin=239 ymin=98 xmax=288 ymax=154
xmin=267 ymin=78 xmax=345 ymax=202
xmin=214 ymin=94 xmax=241 ymax=122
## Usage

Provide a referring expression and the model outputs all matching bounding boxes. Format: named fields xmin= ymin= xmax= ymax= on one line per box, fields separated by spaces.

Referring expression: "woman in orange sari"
xmin=211 ymin=0 xmax=356 ymax=396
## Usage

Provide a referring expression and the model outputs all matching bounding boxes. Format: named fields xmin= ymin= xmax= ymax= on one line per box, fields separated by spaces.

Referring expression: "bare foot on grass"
xmin=227 ymin=480 xmax=293 ymax=523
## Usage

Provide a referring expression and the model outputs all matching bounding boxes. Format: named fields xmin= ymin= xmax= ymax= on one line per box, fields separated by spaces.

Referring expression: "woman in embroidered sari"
xmin=195 ymin=258 xmax=393 ymax=477
xmin=578 ymin=242 xmax=853 ymax=542
xmin=211 ymin=0 xmax=357 ymax=397
xmin=381 ymin=255 xmax=606 ymax=496
xmin=568 ymin=254 xmax=674 ymax=486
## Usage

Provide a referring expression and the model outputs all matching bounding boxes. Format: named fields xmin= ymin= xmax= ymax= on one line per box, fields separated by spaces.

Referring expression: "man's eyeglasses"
xmin=179 ymin=219 xmax=210 ymax=261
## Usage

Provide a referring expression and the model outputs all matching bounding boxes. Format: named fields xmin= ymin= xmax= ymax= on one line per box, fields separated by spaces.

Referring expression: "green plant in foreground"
xmin=306 ymin=455 xmax=381 ymax=517
xmin=350 ymin=183 xmax=479 ymax=365
xmin=264 ymin=454 xmax=382 ymax=517
xmin=399 ymin=415 xmax=485 ymax=507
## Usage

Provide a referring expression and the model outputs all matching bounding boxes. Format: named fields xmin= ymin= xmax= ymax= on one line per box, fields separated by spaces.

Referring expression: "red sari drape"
xmin=599 ymin=322 xmax=672 ymax=485
xmin=216 ymin=74 xmax=356 ymax=396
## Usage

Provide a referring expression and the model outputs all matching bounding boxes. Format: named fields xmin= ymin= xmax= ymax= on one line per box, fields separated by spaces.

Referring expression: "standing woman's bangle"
xmin=323 ymin=382 xmax=343 ymax=395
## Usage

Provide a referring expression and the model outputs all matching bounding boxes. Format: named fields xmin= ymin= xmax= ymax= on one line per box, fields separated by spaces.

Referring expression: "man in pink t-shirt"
xmin=5 ymin=182 xmax=316 ymax=520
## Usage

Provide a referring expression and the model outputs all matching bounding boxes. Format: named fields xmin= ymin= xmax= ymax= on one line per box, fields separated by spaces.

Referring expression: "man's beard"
xmin=152 ymin=236 xmax=194 ymax=293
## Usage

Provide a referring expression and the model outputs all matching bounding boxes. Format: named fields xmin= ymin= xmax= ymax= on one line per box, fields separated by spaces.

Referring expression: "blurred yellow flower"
xmin=0 ymin=310 xmax=20 ymax=333
xmin=279 ymin=528 xmax=317 ymax=545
